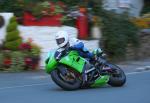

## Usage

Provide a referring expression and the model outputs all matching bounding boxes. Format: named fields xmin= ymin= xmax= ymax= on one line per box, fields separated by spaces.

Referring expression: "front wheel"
xmin=107 ymin=64 xmax=126 ymax=87
xmin=50 ymin=67 xmax=82 ymax=90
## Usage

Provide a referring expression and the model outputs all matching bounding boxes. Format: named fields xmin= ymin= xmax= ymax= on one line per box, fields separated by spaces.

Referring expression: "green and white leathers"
xmin=45 ymin=48 xmax=126 ymax=90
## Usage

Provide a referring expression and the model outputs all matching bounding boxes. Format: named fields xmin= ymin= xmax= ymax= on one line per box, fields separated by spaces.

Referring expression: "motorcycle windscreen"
xmin=45 ymin=52 xmax=58 ymax=73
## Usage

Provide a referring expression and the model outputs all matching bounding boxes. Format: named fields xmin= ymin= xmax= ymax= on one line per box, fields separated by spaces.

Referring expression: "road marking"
xmin=30 ymin=75 xmax=49 ymax=79
xmin=0 ymin=83 xmax=49 ymax=90
xmin=0 ymin=70 xmax=150 ymax=90
xmin=126 ymin=70 xmax=150 ymax=75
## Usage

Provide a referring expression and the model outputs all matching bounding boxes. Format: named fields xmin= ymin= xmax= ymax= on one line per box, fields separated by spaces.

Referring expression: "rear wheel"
xmin=51 ymin=66 xmax=82 ymax=90
xmin=107 ymin=64 xmax=126 ymax=87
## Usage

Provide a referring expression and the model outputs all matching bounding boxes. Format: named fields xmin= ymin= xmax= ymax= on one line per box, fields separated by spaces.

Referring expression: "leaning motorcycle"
xmin=45 ymin=48 xmax=126 ymax=90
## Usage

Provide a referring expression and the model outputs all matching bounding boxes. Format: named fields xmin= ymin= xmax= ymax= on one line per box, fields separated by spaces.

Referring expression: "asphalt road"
xmin=0 ymin=69 xmax=150 ymax=103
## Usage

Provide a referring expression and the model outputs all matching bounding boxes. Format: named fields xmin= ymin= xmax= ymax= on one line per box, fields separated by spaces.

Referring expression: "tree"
xmin=4 ymin=16 xmax=22 ymax=50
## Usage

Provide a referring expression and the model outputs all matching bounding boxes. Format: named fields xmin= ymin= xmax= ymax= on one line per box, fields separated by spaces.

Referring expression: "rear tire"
xmin=51 ymin=68 xmax=81 ymax=91
xmin=108 ymin=64 xmax=126 ymax=87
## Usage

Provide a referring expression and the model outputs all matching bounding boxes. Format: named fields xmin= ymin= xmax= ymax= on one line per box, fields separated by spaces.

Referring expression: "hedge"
xmin=99 ymin=11 xmax=140 ymax=61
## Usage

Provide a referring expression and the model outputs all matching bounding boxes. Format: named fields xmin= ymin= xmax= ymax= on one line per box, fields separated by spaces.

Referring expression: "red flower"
xmin=24 ymin=57 xmax=32 ymax=65
xmin=3 ymin=58 xmax=12 ymax=66
xmin=19 ymin=43 xmax=32 ymax=51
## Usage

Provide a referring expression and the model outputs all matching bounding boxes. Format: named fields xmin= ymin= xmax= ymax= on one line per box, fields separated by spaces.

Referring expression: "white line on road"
xmin=30 ymin=75 xmax=49 ymax=79
xmin=126 ymin=70 xmax=150 ymax=75
xmin=0 ymin=83 xmax=49 ymax=90
xmin=0 ymin=70 xmax=150 ymax=90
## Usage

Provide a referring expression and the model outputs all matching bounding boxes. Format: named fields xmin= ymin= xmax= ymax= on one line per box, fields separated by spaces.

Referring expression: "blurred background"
xmin=0 ymin=0 xmax=150 ymax=72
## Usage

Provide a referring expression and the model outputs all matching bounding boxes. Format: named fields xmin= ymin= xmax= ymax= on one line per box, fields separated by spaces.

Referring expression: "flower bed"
xmin=23 ymin=12 xmax=62 ymax=26
xmin=0 ymin=16 xmax=41 ymax=72
xmin=0 ymin=40 xmax=41 ymax=72
xmin=131 ymin=13 xmax=150 ymax=29
xmin=23 ymin=1 xmax=65 ymax=26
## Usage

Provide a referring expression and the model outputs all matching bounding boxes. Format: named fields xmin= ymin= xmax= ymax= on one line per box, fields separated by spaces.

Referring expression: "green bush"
xmin=31 ymin=44 xmax=41 ymax=57
xmin=6 ymin=30 xmax=20 ymax=41
xmin=9 ymin=16 xmax=17 ymax=23
xmin=141 ymin=1 xmax=150 ymax=15
xmin=61 ymin=16 xmax=75 ymax=26
xmin=6 ymin=22 xmax=18 ymax=32
xmin=99 ymin=11 xmax=139 ymax=61
xmin=0 ymin=0 xmax=24 ymax=17
xmin=4 ymin=38 xmax=22 ymax=51
xmin=10 ymin=51 xmax=25 ymax=72
xmin=4 ymin=16 xmax=22 ymax=50
xmin=52 ymin=0 xmax=80 ymax=7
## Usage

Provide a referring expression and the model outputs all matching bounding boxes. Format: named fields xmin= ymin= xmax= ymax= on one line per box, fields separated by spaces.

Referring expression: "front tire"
xmin=108 ymin=64 xmax=126 ymax=87
xmin=51 ymin=67 xmax=81 ymax=91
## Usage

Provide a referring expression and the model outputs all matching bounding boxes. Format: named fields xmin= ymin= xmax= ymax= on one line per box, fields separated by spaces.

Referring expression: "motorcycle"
xmin=45 ymin=48 xmax=126 ymax=90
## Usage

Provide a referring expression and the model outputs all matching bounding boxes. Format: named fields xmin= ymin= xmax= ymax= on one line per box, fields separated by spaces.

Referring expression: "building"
xmin=103 ymin=0 xmax=146 ymax=17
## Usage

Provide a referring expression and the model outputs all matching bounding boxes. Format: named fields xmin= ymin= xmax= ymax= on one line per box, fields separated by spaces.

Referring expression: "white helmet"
xmin=55 ymin=31 xmax=69 ymax=48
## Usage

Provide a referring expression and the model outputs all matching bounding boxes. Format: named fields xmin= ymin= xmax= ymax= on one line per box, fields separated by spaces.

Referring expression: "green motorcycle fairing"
xmin=45 ymin=50 xmax=109 ymax=87
xmin=91 ymin=75 xmax=109 ymax=87
xmin=59 ymin=51 xmax=85 ymax=73
xmin=45 ymin=50 xmax=85 ymax=73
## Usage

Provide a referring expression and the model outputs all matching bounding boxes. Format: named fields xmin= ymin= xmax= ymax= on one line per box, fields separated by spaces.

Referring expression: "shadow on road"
xmin=48 ymin=84 xmax=128 ymax=92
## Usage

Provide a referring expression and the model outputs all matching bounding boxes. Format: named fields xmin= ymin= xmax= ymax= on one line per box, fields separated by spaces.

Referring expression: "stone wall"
xmin=126 ymin=29 xmax=150 ymax=60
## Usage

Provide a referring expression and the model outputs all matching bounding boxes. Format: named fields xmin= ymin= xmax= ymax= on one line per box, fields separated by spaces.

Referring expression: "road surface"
xmin=0 ymin=69 xmax=150 ymax=103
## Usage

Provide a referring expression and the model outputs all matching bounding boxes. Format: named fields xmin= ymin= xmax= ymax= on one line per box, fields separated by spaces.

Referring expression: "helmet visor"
xmin=56 ymin=38 xmax=65 ymax=45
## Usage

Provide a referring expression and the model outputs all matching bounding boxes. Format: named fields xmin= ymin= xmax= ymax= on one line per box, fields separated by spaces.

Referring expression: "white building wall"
xmin=103 ymin=0 xmax=144 ymax=17
xmin=0 ymin=13 xmax=14 ymax=41
xmin=129 ymin=0 xmax=144 ymax=17
xmin=103 ymin=0 xmax=118 ymax=10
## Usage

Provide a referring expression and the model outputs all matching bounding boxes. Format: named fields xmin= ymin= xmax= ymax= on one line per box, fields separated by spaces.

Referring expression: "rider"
xmin=55 ymin=31 xmax=101 ymax=83
xmin=55 ymin=31 xmax=95 ymax=61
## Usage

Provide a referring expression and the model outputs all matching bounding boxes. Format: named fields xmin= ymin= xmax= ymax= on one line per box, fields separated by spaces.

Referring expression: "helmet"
xmin=55 ymin=31 xmax=69 ymax=48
